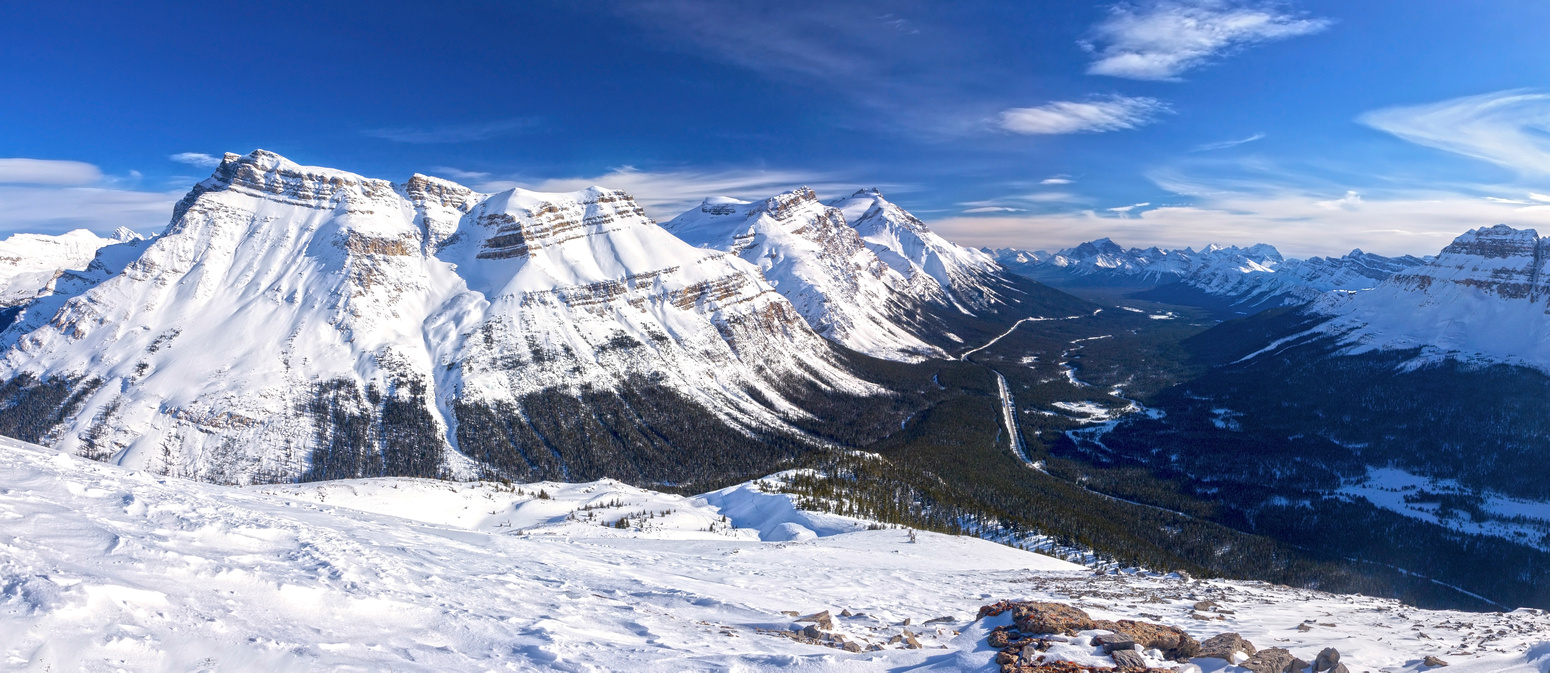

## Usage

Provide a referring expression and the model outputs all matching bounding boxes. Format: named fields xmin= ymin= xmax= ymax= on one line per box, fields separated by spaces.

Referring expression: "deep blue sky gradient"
xmin=5 ymin=1 xmax=1550 ymax=256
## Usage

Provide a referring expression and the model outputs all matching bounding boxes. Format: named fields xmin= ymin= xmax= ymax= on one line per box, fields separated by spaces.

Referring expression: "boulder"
xmin=842 ymin=641 xmax=862 ymax=653
xmin=1313 ymin=648 xmax=1340 ymax=672
xmin=1199 ymin=633 xmax=1257 ymax=661
xmin=1094 ymin=619 xmax=1201 ymax=660
xmin=1095 ymin=633 xmax=1138 ymax=653
xmin=796 ymin=611 xmax=833 ymax=630
xmin=1241 ymin=647 xmax=1295 ymax=673
xmin=801 ymin=624 xmax=822 ymax=639
xmin=1009 ymin=602 xmax=1096 ymax=635
xmin=1111 ymin=648 xmax=1147 ymax=670
xmin=1423 ymin=656 xmax=1450 ymax=668
xmin=1290 ymin=657 xmax=1311 ymax=673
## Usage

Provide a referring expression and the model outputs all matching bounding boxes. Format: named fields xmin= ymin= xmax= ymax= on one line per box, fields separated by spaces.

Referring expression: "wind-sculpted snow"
xmin=1310 ymin=224 xmax=1550 ymax=370
xmin=993 ymin=238 xmax=1425 ymax=310
xmin=0 ymin=151 xmax=869 ymax=484
xmin=664 ymin=188 xmax=948 ymax=361
xmin=4 ymin=436 xmax=1548 ymax=672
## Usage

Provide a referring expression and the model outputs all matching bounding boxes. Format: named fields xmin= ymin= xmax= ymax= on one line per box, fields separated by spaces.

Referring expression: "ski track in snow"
xmin=2 ymin=437 xmax=1550 ymax=672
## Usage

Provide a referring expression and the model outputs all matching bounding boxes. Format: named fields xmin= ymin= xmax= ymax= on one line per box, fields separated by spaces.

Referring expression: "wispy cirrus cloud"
xmin=1083 ymin=0 xmax=1330 ymax=81
xmin=168 ymin=152 xmax=223 ymax=168
xmin=1361 ymin=90 xmax=1550 ymax=174
xmin=999 ymin=96 xmax=1168 ymax=135
xmin=0 ymin=158 xmax=104 ymax=186
xmin=363 ymin=118 xmax=540 ymax=144
xmin=1193 ymin=132 xmax=1265 ymax=151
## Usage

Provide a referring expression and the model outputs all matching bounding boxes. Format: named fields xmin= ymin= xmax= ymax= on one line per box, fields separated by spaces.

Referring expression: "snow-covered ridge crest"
xmin=0 ymin=150 xmax=870 ymax=484
xmin=830 ymin=188 xmax=1005 ymax=313
xmin=1310 ymin=224 xmax=1550 ymax=370
xmin=0 ymin=229 xmax=138 ymax=312
xmin=664 ymin=187 xmax=949 ymax=362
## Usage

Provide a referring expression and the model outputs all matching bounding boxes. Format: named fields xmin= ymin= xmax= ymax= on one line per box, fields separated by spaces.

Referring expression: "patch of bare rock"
xmin=978 ymin=600 xmax=1355 ymax=673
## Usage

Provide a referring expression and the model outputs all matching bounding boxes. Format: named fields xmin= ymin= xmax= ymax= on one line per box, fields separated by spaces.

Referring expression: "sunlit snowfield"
xmin=1 ymin=437 xmax=1547 ymax=672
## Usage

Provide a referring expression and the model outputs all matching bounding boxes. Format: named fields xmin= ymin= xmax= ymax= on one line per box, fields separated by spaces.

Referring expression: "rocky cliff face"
xmin=0 ymin=151 xmax=870 ymax=485
xmin=1311 ymin=225 xmax=1550 ymax=368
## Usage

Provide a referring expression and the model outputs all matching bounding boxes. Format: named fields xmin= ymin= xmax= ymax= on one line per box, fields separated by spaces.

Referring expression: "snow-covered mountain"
xmin=1311 ymin=224 xmax=1550 ymax=370
xmin=664 ymin=188 xmax=1090 ymax=361
xmin=830 ymin=188 xmax=1005 ymax=313
xmin=0 ymin=150 xmax=872 ymax=485
xmin=663 ymin=188 xmax=949 ymax=361
xmin=0 ymin=227 xmax=140 ymax=324
xmin=992 ymin=238 xmax=1426 ymax=312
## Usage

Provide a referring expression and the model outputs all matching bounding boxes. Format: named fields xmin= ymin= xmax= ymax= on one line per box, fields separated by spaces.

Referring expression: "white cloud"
xmin=430 ymin=166 xmax=492 ymax=181
xmin=1193 ymin=132 xmax=1265 ymax=151
xmin=1040 ymin=177 xmax=1074 ymax=185
xmin=962 ymin=206 xmax=1024 ymax=214
xmin=1084 ymin=0 xmax=1330 ymax=81
xmin=169 ymin=152 xmax=222 ymax=168
xmin=0 ymin=159 xmax=103 ymax=186
xmin=363 ymin=119 xmax=539 ymax=144
xmin=0 ymin=185 xmax=180 ymax=237
xmin=473 ymin=166 xmax=857 ymax=221
xmin=1531 ymin=192 xmax=1550 ymax=203
xmin=999 ymin=96 xmax=1168 ymax=135
xmin=1107 ymin=202 xmax=1152 ymax=213
xmin=1362 ymin=91 xmax=1550 ymax=175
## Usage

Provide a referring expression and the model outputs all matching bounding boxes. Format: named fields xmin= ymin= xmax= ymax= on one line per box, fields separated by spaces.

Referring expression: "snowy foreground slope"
xmin=3 ymin=437 xmax=1548 ymax=672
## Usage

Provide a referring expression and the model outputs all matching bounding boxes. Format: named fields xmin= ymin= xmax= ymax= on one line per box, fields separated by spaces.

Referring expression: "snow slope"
xmin=0 ymin=151 xmax=868 ymax=484
xmin=1311 ymin=224 xmax=1550 ymax=371
xmin=3 ymin=436 xmax=1547 ymax=672
xmin=663 ymin=189 xmax=948 ymax=361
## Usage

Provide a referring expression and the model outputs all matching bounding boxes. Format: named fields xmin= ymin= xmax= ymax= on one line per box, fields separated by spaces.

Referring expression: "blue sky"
xmin=4 ymin=1 xmax=1550 ymax=257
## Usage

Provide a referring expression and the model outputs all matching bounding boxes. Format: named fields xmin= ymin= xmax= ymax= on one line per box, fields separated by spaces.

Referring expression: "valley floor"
xmin=1 ymin=437 xmax=1547 ymax=672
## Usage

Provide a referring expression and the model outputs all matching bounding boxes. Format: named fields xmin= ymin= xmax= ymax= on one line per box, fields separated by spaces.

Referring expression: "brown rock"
xmin=1198 ymin=633 xmax=1257 ymax=661
xmin=842 ymin=642 xmax=862 ymax=653
xmin=1423 ymin=656 xmax=1449 ymax=668
xmin=840 ymin=608 xmax=854 ymax=617
xmin=1111 ymin=648 xmax=1147 ymax=670
xmin=1242 ymin=647 xmax=1295 ymax=673
xmin=1094 ymin=619 xmax=1201 ymax=660
xmin=1313 ymin=648 xmax=1340 ymax=672
xmin=796 ymin=611 xmax=833 ymax=630
xmin=1011 ymin=602 xmax=1096 ymax=635
xmin=904 ymin=633 xmax=922 ymax=649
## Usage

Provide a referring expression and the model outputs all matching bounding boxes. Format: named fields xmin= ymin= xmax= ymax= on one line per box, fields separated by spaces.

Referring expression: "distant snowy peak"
xmin=664 ymin=187 xmax=948 ymax=362
xmin=0 ymin=150 xmax=868 ymax=484
xmin=0 ymin=229 xmax=129 ymax=310
xmin=830 ymin=189 xmax=1003 ymax=311
xmin=995 ymin=237 xmax=1425 ymax=310
xmin=1311 ymin=225 xmax=1550 ymax=369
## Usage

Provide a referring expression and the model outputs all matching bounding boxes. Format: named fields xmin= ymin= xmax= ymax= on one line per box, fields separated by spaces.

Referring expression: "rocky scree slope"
xmin=0 ymin=150 xmax=874 ymax=485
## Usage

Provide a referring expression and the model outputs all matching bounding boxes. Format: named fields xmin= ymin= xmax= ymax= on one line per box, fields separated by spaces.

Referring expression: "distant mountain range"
xmin=991 ymin=237 xmax=1429 ymax=315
